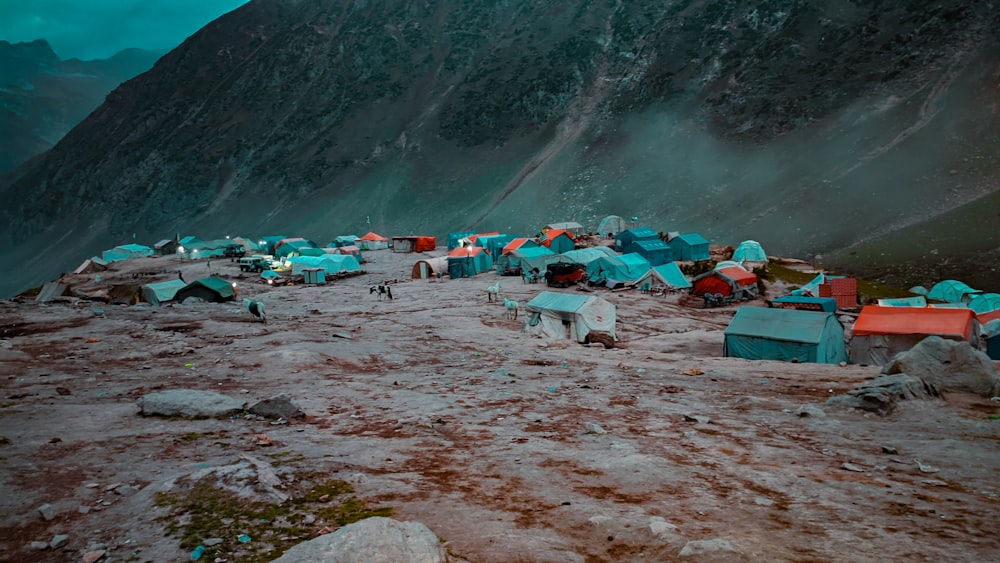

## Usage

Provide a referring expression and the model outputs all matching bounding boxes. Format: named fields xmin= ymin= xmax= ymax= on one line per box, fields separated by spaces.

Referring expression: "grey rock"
xmin=881 ymin=336 xmax=1000 ymax=397
xmin=272 ymin=517 xmax=446 ymax=563
xmin=841 ymin=462 xmax=865 ymax=472
xmin=114 ymin=484 xmax=138 ymax=496
xmin=794 ymin=404 xmax=825 ymax=418
xmin=583 ymin=422 xmax=607 ymax=435
xmin=204 ymin=538 xmax=224 ymax=547
xmin=136 ymin=389 xmax=244 ymax=418
xmin=826 ymin=373 xmax=941 ymax=415
xmin=30 ymin=541 xmax=48 ymax=551
xmin=303 ymin=514 xmax=316 ymax=525
xmin=50 ymin=534 xmax=69 ymax=549
xmin=38 ymin=503 xmax=55 ymax=521
xmin=679 ymin=538 xmax=739 ymax=557
xmin=77 ymin=505 xmax=90 ymax=514
xmin=249 ymin=394 xmax=305 ymax=419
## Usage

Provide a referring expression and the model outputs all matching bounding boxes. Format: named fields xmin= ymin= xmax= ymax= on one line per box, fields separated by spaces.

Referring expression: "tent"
xmin=447 ymin=231 xmax=476 ymax=250
xmin=634 ymin=262 xmax=691 ymax=292
xmin=230 ymin=236 xmax=260 ymax=253
xmin=504 ymin=247 xmax=561 ymax=276
xmin=476 ymin=234 xmax=514 ymax=258
xmin=101 ymin=244 xmax=154 ymax=262
xmin=287 ymin=255 xmax=361 ymax=275
xmin=275 ymin=239 xmax=316 ymax=258
xmin=141 ymin=279 xmax=187 ymax=306
xmin=412 ymin=256 xmax=450 ymax=279
xmin=174 ymin=277 xmax=235 ymax=303
xmin=502 ymin=238 xmax=539 ymax=254
xmin=596 ymin=215 xmax=628 ymax=237
xmin=524 ymin=291 xmax=616 ymax=343
xmin=614 ymin=227 xmax=659 ymax=252
xmin=773 ymin=296 xmax=837 ymax=312
xmin=984 ymin=320 xmax=1000 ymax=360
xmin=73 ymin=258 xmax=108 ymax=275
xmin=724 ymin=307 xmax=848 ymax=364
xmin=691 ymin=266 xmax=758 ymax=300
xmin=587 ymin=253 xmax=650 ymax=285
xmin=356 ymin=232 xmax=389 ymax=250
xmin=849 ymin=306 xmax=980 ymax=365
xmin=968 ymin=293 xmax=1000 ymax=315
xmin=540 ymin=229 xmax=575 ymax=254
xmin=257 ymin=235 xmax=288 ymax=254
xmin=542 ymin=222 xmax=584 ymax=237
xmin=153 ymin=239 xmax=178 ymax=255
xmin=561 ymin=247 xmax=616 ymax=267
xmin=876 ymin=296 xmax=928 ymax=307
xmin=667 ymin=233 xmax=710 ymax=261
xmin=732 ymin=240 xmax=768 ymax=269
xmin=330 ymin=235 xmax=359 ymax=248
xmin=335 ymin=245 xmax=364 ymax=262
xmin=446 ymin=246 xmax=493 ymax=277
xmin=926 ymin=280 xmax=981 ymax=304
xmin=629 ymin=239 xmax=673 ymax=267
xmin=392 ymin=236 xmax=436 ymax=253
xmin=36 ymin=282 xmax=70 ymax=303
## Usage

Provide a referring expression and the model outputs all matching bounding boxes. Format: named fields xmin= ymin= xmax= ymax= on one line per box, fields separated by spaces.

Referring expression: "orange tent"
xmin=850 ymin=306 xmax=979 ymax=365
xmin=357 ymin=232 xmax=388 ymax=242
xmin=502 ymin=237 xmax=538 ymax=255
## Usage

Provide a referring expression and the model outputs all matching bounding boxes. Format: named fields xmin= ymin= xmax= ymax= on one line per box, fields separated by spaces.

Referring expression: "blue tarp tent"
xmin=561 ymin=247 xmax=616 ymax=266
xmin=287 ymin=255 xmax=361 ymax=275
xmin=141 ymin=279 xmax=187 ymax=306
xmin=587 ymin=253 xmax=650 ymax=284
xmin=257 ymin=235 xmax=288 ymax=254
xmin=732 ymin=240 xmax=768 ymax=267
xmin=504 ymin=246 xmax=560 ymax=276
xmin=630 ymin=239 xmax=673 ymax=266
xmin=614 ymin=227 xmax=659 ymax=252
xmin=773 ymin=296 xmax=838 ymax=313
xmin=447 ymin=246 xmax=493 ymax=277
xmin=667 ymin=233 xmax=710 ymax=261
xmin=476 ymin=234 xmax=514 ymax=258
xmin=724 ymin=307 xmax=848 ymax=364
xmin=101 ymin=244 xmax=154 ymax=262
xmin=927 ymin=280 xmax=981 ymax=304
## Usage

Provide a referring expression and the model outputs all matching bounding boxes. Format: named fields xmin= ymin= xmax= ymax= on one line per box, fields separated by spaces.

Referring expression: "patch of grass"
xmin=0 ymin=436 xmax=10 ymax=446
xmin=175 ymin=430 xmax=228 ymax=443
xmin=154 ymin=471 xmax=392 ymax=562
xmin=765 ymin=263 xmax=911 ymax=303
xmin=264 ymin=451 xmax=306 ymax=466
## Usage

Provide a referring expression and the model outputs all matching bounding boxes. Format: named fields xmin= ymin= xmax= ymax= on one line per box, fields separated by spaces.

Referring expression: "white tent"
xmin=524 ymin=291 xmax=616 ymax=343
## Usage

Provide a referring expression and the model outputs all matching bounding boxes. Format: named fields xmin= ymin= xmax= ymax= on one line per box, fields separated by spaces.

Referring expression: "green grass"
xmin=154 ymin=472 xmax=392 ymax=562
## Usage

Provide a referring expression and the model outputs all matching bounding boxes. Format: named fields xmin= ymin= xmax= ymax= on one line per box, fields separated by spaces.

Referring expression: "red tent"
xmin=692 ymin=267 xmax=758 ymax=298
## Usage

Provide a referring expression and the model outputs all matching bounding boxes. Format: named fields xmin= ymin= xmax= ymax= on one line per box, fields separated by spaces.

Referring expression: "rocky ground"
xmin=1 ymin=249 xmax=999 ymax=562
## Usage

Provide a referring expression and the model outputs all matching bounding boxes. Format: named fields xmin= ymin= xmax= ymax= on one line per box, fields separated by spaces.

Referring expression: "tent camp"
xmin=230 ymin=236 xmax=260 ymax=253
xmin=287 ymin=255 xmax=361 ymax=275
xmin=850 ymin=305 xmax=980 ymax=365
xmin=773 ymin=296 xmax=837 ymax=312
xmin=596 ymin=215 xmax=628 ymax=237
xmin=586 ymin=253 xmax=650 ymax=285
xmin=629 ymin=239 xmax=673 ymax=267
xmin=392 ymin=236 xmax=436 ymax=253
xmin=501 ymin=246 xmax=561 ymax=276
xmin=691 ymin=266 xmax=758 ymax=301
xmin=524 ymin=291 xmax=616 ymax=343
xmin=447 ymin=246 xmax=493 ymax=278
xmin=634 ymin=262 xmax=691 ymax=292
xmin=540 ymin=229 xmax=575 ymax=254
xmin=723 ymin=307 xmax=848 ymax=364
xmin=102 ymin=244 xmax=154 ymax=262
xmin=356 ymin=232 xmax=389 ymax=250
xmin=667 ymin=233 xmax=710 ymax=261
xmin=614 ymin=227 xmax=659 ymax=252
xmin=141 ymin=279 xmax=187 ymax=306
xmin=174 ymin=277 xmax=236 ymax=303
xmin=412 ymin=256 xmax=450 ymax=279
xmin=926 ymin=280 xmax=981 ymax=304
xmin=732 ymin=240 xmax=768 ymax=269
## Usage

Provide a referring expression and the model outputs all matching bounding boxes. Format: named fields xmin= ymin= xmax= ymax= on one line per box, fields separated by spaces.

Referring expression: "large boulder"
xmin=881 ymin=336 xmax=1000 ymax=397
xmin=136 ymin=389 xmax=244 ymax=418
xmin=272 ymin=517 xmax=447 ymax=563
xmin=826 ymin=374 xmax=942 ymax=415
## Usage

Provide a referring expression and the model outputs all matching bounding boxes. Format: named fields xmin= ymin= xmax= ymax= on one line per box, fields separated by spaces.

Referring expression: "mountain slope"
xmin=1 ymin=0 xmax=998 ymax=297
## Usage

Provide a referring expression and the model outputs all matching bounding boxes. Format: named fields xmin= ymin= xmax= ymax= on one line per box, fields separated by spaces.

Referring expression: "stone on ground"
xmin=271 ymin=516 xmax=447 ymax=563
xmin=136 ymin=389 xmax=244 ymax=418
xmin=881 ymin=336 xmax=1000 ymax=397
xmin=826 ymin=374 xmax=941 ymax=414
xmin=249 ymin=394 xmax=305 ymax=419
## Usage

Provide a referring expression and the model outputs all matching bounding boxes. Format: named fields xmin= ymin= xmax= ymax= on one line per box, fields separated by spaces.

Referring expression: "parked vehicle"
xmin=545 ymin=262 xmax=585 ymax=288
xmin=224 ymin=244 xmax=246 ymax=259
xmin=239 ymin=255 xmax=271 ymax=272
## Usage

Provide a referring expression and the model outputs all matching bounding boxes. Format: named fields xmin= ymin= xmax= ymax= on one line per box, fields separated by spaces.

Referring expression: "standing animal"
xmin=502 ymin=297 xmax=519 ymax=320
xmin=243 ymin=297 xmax=267 ymax=324
xmin=486 ymin=281 xmax=502 ymax=303
xmin=370 ymin=284 xmax=393 ymax=301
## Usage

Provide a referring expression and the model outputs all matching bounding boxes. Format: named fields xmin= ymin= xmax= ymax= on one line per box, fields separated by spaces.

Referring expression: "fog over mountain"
xmin=1 ymin=0 xmax=998 ymax=297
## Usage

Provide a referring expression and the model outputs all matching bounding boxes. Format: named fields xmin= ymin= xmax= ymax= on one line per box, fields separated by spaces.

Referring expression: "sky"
xmin=0 ymin=0 xmax=251 ymax=60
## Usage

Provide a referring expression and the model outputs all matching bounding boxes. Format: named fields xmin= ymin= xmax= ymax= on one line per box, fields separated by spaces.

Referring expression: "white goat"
xmin=502 ymin=297 xmax=519 ymax=320
xmin=486 ymin=280 xmax=502 ymax=303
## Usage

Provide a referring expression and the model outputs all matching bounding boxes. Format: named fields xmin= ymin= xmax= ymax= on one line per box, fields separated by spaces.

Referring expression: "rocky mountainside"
xmin=0 ymin=39 xmax=164 ymax=172
xmin=1 ymin=0 xmax=998 ymax=297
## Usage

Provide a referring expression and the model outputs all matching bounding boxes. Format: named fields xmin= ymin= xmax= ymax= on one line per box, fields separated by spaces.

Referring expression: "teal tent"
xmin=141 ymin=279 xmax=187 ymax=306
xmin=506 ymin=247 xmax=560 ymax=276
xmin=447 ymin=231 xmax=476 ymax=250
xmin=596 ymin=215 xmax=628 ymax=237
xmin=541 ymin=230 xmax=575 ymax=254
xmin=447 ymin=246 xmax=494 ymax=277
xmin=630 ymin=239 xmax=673 ymax=266
xmin=635 ymin=262 xmax=691 ymax=292
xmin=732 ymin=240 xmax=768 ymax=267
xmin=524 ymin=291 xmax=616 ymax=342
xmin=330 ymin=235 xmax=359 ymax=248
xmin=102 ymin=243 xmax=154 ymax=262
xmin=476 ymin=234 xmax=514 ymax=258
xmin=724 ymin=307 xmax=847 ymax=364
xmin=773 ymin=296 xmax=837 ymax=312
xmin=614 ymin=227 xmax=658 ymax=252
xmin=927 ymin=280 xmax=981 ymax=304
xmin=287 ymin=255 xmax=361 ymax=275
xmin=561 ymin=247 xmax=616 ymax=266
xmin=968 ymin=293 xmax=1000 ymax=314
xmin=276 ymin=240 xmax=316 ymax=258
xmin=587 ymin=253 xmax=650 ymax=284
xmin=174 ymin=277 xmax=236 ymax=303
xmin=667 ymin=233 xmax=710 ymax=261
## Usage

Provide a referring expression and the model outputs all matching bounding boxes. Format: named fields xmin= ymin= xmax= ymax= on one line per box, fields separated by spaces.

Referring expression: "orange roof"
xmin=977 ymin=309 xmax=1000 ymax=325
xmin=502 ymin=237 xmax=536 ymax=254
xmin=467 ymin=232 xmax=500 ymax=243
xmin=447 ymin=246 xmax=487 ymax=258
xmin=544 ymin=229 xmax=574 ymax=241
xmin=853 ymin=305 xmax=975 ymax=338
xmin=717 ymin=266 xmax=757 ymax=286
xmin=357 ymin=232 xmax=387 ymax=241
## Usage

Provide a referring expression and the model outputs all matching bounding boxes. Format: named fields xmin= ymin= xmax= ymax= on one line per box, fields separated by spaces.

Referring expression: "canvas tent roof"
xmin=175 ymin=277 xmax=235 ymax=303
xmin=509 ymin=246 xmax=561 ymax=274
xmin=412 ymin=256 xmax=450 ymax=278
xmin=732 ymin=240 xmax=768 ymax=263
xmin=596 ymin=215 xmax=628 ymax=235
xmin=141 ymin=279 xmax=187 ymax=306
xmin=543 ymin=222 xmax=583 ymax=233
xmin=524 ymin=291 xmax=616 ymax=342
xmin=927 ymin=280 xmax=981 ymax=304
xmin=287 ymin=255 xmax=361 ymax=275
xmin=724 ymin=307 xmax=847 ymax=364
xmin=773 ymin=296 xmax=837 ymax=312
xmin=587 ymin=253 xmax=650 ymax=283
xmin=634 ymin=262 xmax=691 ymax=290
xmin=502 ymin=238 xmax=538 ymax=254
xmin=561 ymin=247 xmax=616 ymax=266
xmin=877 ymin=296 xmax=928 ymax=307
xmin=852 ymin=306 xmax=975 ymax=338
xmin=968 ymin=293 xmax=1000 ymax=314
